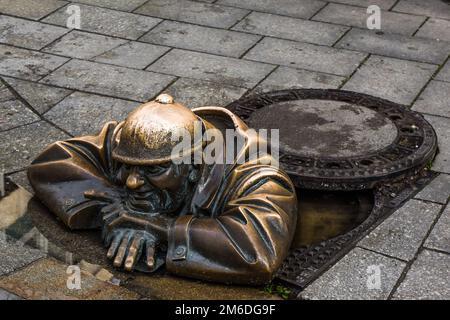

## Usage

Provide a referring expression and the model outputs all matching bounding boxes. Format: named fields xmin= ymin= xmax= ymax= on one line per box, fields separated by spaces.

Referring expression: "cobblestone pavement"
xmin=0 ymin=0 xmax=449 ymax=300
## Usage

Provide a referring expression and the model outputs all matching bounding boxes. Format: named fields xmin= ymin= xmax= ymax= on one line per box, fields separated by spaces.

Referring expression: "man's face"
xmin=118 ymin=162 xmax=192 ymax=213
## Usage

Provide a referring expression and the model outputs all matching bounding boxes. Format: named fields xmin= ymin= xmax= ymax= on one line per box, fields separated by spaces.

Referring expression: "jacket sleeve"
xmin=165 ymin=165 xmax=298 ymax=285
xmin=27 ymin=122 xmax=120 ymax=229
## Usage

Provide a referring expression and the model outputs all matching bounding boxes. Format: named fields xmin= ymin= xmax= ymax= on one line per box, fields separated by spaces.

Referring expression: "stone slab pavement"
xmin=0 ymin=0 xmax=449 ymax=300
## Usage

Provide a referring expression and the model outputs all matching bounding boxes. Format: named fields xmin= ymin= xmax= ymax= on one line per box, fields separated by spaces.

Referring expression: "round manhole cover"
xmin=227 ymin=89 xmax=438 ymax=190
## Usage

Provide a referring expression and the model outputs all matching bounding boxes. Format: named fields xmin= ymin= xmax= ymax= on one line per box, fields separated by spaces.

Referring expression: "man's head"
xmin=112 ymin=94 xmax=201 ymax=213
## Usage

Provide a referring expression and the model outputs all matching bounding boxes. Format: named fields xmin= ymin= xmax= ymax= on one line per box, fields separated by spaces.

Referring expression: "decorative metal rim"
xmin=227 ymin=89 xmax=438 ymax=190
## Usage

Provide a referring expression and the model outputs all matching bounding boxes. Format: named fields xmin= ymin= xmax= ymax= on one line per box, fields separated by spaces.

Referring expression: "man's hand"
xmin=105 ymin=229 xmax=157 ymax=271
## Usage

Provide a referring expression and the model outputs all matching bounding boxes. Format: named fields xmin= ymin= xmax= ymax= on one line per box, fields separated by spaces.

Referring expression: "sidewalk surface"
xmin=0 ymin=0 xmax=449 ymax=300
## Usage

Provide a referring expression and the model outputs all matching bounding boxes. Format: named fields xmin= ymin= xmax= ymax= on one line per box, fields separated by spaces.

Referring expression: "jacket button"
xmin=175 ymin=246 xmax=186 ymax=256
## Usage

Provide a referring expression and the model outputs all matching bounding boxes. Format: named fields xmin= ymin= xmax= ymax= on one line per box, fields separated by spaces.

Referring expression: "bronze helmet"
xmin=112 ymin=94 xmax=203 ymax=165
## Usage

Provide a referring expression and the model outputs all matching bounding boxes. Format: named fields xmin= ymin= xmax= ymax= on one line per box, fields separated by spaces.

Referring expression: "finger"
xmin=124 ymin=235 xmax=144 ymax=272
xmin=113 ymin=232 xmax=131 ymax=268
xmin=84 ymin=190 xmax=116 ymax=203
xmin=101 ymin=203 xmax=118 ymax=215
xmin=103 ymin=207 xmax=122 ymax=225
xmin=106 ymin=231 xmax=122 ymax=259
xmin=145 ymin=240 xmax=156 ymax=270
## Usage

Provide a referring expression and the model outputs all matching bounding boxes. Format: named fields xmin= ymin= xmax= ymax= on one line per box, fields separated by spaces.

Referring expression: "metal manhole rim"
xmin=227 ymin=88 xmax=438 ymax=190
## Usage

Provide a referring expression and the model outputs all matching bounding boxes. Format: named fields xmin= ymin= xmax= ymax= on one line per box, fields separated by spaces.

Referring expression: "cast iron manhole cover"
xmin=227 ymin=89 xmax=438 ymax=190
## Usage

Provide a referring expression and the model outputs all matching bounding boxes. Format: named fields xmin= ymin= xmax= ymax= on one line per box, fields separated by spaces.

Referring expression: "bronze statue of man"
xmin=28 ymin=94 xmax=297 ymax=285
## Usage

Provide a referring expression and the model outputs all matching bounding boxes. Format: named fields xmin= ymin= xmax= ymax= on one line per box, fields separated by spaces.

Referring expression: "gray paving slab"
xmin=0 ymin=45 xmax=69 ymax=81
xmin=3 ymin=77 xmax=72 ymax=114
xmin=425 ymin=204 xmax=450 ymax=254
xmin=0 ymin=288 xmax=23 ymax=300
xmin=415 ymin=18 xmax=450 ymax=42
xmin=436 ymin=60 xmax=450 ymax=83
xmin=0 ymin=98 xmax=39 ymax=132
xmin=0 ymin=15 xmax=69 ymax=50
xmin=415 ymin=174 xmax=450 ymax=205
xmin=336 ymin=28 xmax=450 ymax=65
xmin=6 ymin=170 xmax=33 ymax=194
xmin=313 ymin=3 xmax=426 ymax=36
xmin=358 ymin=199 xmax=442 ymax=261
xmin=299 ymin=247 xmax=406 ymax=300
xmin=0 ymin=121 xmax=68 ymax=173
xmin=244 ymin=37 xmax=367 ymax=76
xmin=45 ymin=92 xmax=139 ymax=136
xmin=393 ymin=249 xmax=450 ymax=300
xmin=0 ymin=0 xmax=67 ymax=20
xmin=216 ymin=0 xmax=326 ymax=20
xmin=393 ymin=0 xmax=450 ymax=20
xmin=343 ymin=55 xmax=437 ymax=105
xmin=141 ymin=20 xmax=260 ymax=58
xmin=41 ymin=59 xmax=175 ymax=102
xmin=232 ymin=12 xmax=349 ymax=46
xmin=71 ymin=0 xmax=148 ymax=11
xmin=254 ymin=66 xmax=345 ymax=93
xmin=148 ymin=49 xmax=275 ymax=88
xmin=42 ymin=30 xmax=127 ymax=59
xmin=323 ymin=0 xmax=397 ymax=10
xmin=135 ymin=0 xmax=249 ymax=29
xmin=163 ymin=78 xmax=247 ymax=109
xmin=93 ymin=41 xmax=169 ymax=69
xmin=425 ymin=115 xmax=450 ymax=174
xmin=0 ymin=236 xmax=45 ymax=277
xmin=44 ymin=4 xmax=161 ymax=40
xmin=412 ymin=80 xmax=450 ymax=118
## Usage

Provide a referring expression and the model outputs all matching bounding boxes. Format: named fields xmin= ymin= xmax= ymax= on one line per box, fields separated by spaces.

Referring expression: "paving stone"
xmin=412 ymin=80 xmax=450 ymax=117
xmin=0 ymin=121 xmax=68 ymax=173
xmin=216 ymin=0 xmax=326 ymax=19
xmin=6 ymin=170 xmax=33 ymax=194
xmin=358 ymin=199 xmax=442 ymax=261
xmin=141 ymin=20 xmax=260 ymax=58
xmin=45 ymin=92 xmax=139 ymax=136
xmin=436 ymin=60 xmax=450 ymax=83
xmin=148 ymin=49 xmax=275 ymax=88
xmin=41 ymin=59 xmax=175 ymax=102
xmin=232 ymin=12 xmax=349 ymax=46
xmin=415 ymin=174 xmax=450 ymax=204
xmin=323 ymin=0 xmax=397 ymax=10
xmin=3 ymin=77 xmax=72 ymax=114
xmin=0 ymin=288 xmax=23 ymax=300
xmin=393 ymin=249 xmax=450 ymax=300
xmin=93 ymin=41 xmax=169 ymax=69
xmin=0 ymin=236 xmax=45 ymax=277
xmin=425 ymin=115 xmax=450 ymax=174
xmin=43 ymin=4 xmax=161 ymax=40
xmin=313 ymin=3 xmax=426 ymax=36
xmin=72 ymin=0 xmax=148 ymax=11
xmin=299 ymin=247 xmax=406 ymax=300
xmin=0 ymin=0 xmax=67 ymax=20
xmin=336 ymin=28 xmax=450 ymax=65
xmin=135 ymin=0 xmax=249 ymax=29
xmin=343 ymin=55 xmax=437 ymax=105
xmin=415 ymin=18 xmax=450 ymax=42
xmin=0 ymin=45 xmax=69 ymax=81
xmin=43 ymin=30 xmax=128 ymax=59
xmin=0 ymin=99 xmax=39 ymax=131
xmin=0 ymin=258 xmax=140 ymax=300
xmin=163 ymin=78 xmax=247 ymax=109
xmin=425 ymin=205 xmax=450 ymax=254
xmin=0 ymin=15 xmax=69 ymax=50
xmin=393 ymin=0 xmax=450 ymax=20
xmin=254 ymin=66 xmax=345 ymax=93
xmin=244 ymin=37 xmax=367 ymax=76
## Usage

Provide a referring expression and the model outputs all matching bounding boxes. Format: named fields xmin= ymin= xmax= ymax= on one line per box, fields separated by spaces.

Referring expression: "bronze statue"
xmin=28 ymin=94 xmax=297 ymax=285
